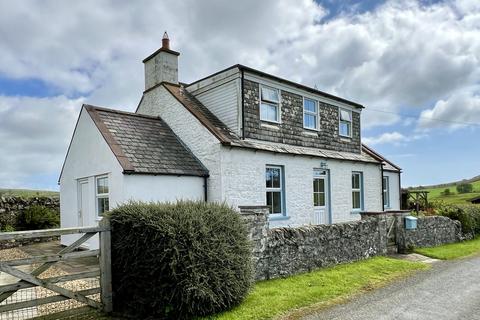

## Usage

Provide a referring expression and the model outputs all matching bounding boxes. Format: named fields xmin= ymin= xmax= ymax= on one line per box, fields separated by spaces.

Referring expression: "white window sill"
xmin=350 ymin=210 xmax=362 ymax=214
xmin=269 ymin=215 xmax=290 ymax=221
xmin=339 ymin=135 xmax=352 ymax=140
xmin=302 ymin=128 xmax=319 ymax=135
xmin=261 ymin=122 xmax=281 ymax=130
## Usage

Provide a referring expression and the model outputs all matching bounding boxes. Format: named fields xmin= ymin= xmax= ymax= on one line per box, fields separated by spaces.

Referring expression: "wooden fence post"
xmin=99 ymin=217 xmax=113 ymax=313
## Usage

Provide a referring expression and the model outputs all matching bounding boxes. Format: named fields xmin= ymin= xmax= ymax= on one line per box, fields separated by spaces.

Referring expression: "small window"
xmin=313 ymin=178 xmax=326 ymax=207
xmin=303 ymin=98 xmax=318 ymax=130
xmin=96 ymin=176 xmax=109 ymax=217
xmin=339 ymin=109 xmax=352 ymax=137
xmin=260 ymin=86 xmax=280 ymax=123
xmin=352 ymin=172 xmax=363 ymax=211
xmin=383 ymin=176 xmax=390 ymax=208
xmin=266 ymin=166 xmax=284 ymax=215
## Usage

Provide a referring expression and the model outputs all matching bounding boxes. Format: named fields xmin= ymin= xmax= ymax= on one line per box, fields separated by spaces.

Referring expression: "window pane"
xmin=271 ymin=168 xmax=281 ymax=188
xmin=340 ymin=121 xmax=351 ymax=136
xmin=266 ymin=192 xmax=272 ymax=213
xmin=383 ymin=191 xmax=388 ymax=205
xmin=352 ymin=191 xmax=361 ymax=209
xmin=266 ymin=168 xmax=272 ymax=188
xmin=304 ymin=114 xmax=317 ymax=129
xmin=352 ymin=173 xmax=360 ymax=189
xmin=304 ymin=99 xmax=316 ymax=113
xmin=313 ymin=180 xmax=319 ymax=193
xmin=260 ymin=103 xmax=278 ymax=122
xmin=97 ymin=177 xmax=108 ymax=194
xmin=97 ymin=197 xmax=109 ymax=216
xmin=261 ymin=86 xmax=279 ymax=103
xmin=272 ymin=192 xmax=282 ymax=214
xmin=340 ymin=109 xmax=352 ymax=121
xmin=318 ymin=179 xmax=325 ymax=192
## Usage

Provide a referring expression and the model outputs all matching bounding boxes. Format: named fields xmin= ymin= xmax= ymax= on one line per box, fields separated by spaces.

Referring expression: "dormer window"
xmin=339 ymin=109 xmax=352 ymax=137
xmin=260 ymin=85 xmax=280 ymax=123
xmin=303 ymin=98 xmax=318 ymax=130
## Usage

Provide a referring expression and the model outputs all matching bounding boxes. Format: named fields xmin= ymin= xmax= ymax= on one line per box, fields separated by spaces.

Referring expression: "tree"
xmin=456 ymin=183 xmax=473 ymax=194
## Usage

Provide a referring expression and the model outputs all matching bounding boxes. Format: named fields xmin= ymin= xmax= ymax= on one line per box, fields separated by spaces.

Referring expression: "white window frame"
xmin=383 ymin=176 xmax=390 ymax=208
xmin=303 ymin=97 xmax=319 ymax=131
xmin=352 ymin=171 xmax=363 ymax=211
xmin=95 ymin=175 xmax=109 ymax=218
xmin=259 ymin=84 xmax=281 ymax=123
xmin=265 ymin=165 xmax=285 ymax=216
xmin=339 ymin=108 xmax=352 ymax=138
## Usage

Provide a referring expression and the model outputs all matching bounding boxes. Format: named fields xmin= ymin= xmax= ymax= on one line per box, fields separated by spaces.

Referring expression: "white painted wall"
xmin=123 ymin=175 xmax=204 ymax=202
xmin=137 ymin=85 xmax=224 ymax=202
xmin=194 ymin=79 xmax=240 ymax=135
xmin=220 ymin=147 xmax=383 ymax=228
xmin=384 ymin=171 xmax=401 ymax=210
xmin=60 ymin=108 xmax=125 ymax=249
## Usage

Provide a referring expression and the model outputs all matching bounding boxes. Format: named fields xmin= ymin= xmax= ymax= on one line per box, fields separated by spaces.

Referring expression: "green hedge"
xmin=17 ymin=205 xmax=59 ymax=231
xmin=433 ymin=201 xmax=480 ymax=235
xmin=109 ymin=201 xmax=253 ymax=319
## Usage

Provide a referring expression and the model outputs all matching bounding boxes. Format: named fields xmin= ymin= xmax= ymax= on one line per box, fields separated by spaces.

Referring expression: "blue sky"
xmin=0 ymin=0 xmax=479 ymax=191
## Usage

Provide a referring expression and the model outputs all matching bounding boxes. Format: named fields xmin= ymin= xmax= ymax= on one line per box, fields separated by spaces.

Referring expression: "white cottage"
xmin=60 ymin=33 xmax=401 ymax=248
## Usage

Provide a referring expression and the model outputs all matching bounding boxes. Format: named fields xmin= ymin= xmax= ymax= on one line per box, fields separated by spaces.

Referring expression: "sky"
xmin=0 ymin=0 xmax=479 ymax=191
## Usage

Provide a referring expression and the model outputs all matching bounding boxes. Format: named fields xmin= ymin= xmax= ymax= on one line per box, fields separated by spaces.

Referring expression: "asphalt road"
xmin=303 ymin=255 xmax=480 ymax=320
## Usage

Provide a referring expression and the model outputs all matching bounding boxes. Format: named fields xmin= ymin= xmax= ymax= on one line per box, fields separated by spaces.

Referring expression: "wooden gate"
xmin=0 ymin=218 xmax=112 ymax=318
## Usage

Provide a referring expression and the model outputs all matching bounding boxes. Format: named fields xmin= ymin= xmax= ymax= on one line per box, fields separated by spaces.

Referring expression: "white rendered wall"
xmin=123 ymin=175 xmax=204 ymax=203
xmin=60 ymin=108 xmax=125 ymax=249
xmin=384 ymin=171 xmax=401 ymax=210
xmin=137 ymin=85 xmax=223 ymax=202
xmin=220 ymin=147 xmax=383 ymax=228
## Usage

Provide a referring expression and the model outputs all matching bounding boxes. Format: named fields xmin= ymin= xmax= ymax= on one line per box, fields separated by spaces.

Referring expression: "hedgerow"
xmin=433 ymin=201 xmax=480 ymax=235
xmin=109 ymin=201 xmax=253 ymax=319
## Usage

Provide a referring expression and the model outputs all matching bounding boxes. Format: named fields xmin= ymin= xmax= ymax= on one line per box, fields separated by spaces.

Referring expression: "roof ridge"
xmin=84 ymin=104 xmax=162 ymax=121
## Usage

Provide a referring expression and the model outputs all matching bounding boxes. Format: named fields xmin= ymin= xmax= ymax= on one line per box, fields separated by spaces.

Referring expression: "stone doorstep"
xmin=389 ymin=253 xmax=439 ymax=264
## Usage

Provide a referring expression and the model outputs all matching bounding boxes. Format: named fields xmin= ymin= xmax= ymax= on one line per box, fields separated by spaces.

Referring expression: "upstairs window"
xmin=266 ymin=166 xmax=284 ymax=215
xmin=260 ymin=85 xmax=280 ymax=123
xmin=352 ymin=172 xmax=363 ymax=211
xmin=96 ymin=175 xmax=109 ymax=217
xmin=383 ymin=176 xmax=390 ymax=208
xmin=339 ymin=109 xmax=352 ymax=137
xmin=303 ymin=98 xmax=318 ymax=130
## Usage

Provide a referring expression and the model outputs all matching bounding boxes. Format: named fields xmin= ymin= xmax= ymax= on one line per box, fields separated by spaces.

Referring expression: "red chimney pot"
xmin=162 ymin=31 xmax=170 ymax=50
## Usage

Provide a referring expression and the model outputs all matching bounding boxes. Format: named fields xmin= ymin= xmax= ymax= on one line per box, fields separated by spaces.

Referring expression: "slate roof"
xmin=85 ymin=105 xmax=209 ymax=177
xmin=362 ymin=144 xmax=401 ymax=172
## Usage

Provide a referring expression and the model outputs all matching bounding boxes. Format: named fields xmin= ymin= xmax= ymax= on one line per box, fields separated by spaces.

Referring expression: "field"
xmin=412 ymin=179 xmax=480 ymax=205
xmin=0 ymin=188 xmax=59 ymax=198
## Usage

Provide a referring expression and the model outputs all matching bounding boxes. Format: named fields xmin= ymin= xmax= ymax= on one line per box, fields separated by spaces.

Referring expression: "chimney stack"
xmin=143 ymin=31 xmax=180 ymax=90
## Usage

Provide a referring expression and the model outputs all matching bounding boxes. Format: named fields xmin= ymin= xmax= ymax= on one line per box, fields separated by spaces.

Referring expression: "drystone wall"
xmin=240 ymin=207 xmax=466 ymax=281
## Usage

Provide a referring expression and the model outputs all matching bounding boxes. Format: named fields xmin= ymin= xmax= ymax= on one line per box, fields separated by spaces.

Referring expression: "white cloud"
xmin=417 ymin=91 xmax=480 ymax=130
xmin=0 ymin=95 xmax=83 ymax=188
xmin=363 ymin=131 xmax=409 ymax=146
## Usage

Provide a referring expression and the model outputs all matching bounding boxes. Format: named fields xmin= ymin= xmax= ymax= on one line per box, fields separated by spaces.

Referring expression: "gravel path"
xmin=303 ymin=255 xmax=480 ymax=320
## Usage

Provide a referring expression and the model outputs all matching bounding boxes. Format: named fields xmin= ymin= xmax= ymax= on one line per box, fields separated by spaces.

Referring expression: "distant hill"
xmin=409 ymin=175 xmax=480 ymax=205
xmin=0 ymin=188 xmax=59 ymax=198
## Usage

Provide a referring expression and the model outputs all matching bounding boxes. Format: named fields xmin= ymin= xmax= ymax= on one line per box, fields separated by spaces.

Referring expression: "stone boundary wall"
xmin=396 ymin=216 xmax=464 ymax=253
xmin=0 ymin=196 xmax=60 ymax=249
xmin=240 ymin=207 xmax=465 ymax=280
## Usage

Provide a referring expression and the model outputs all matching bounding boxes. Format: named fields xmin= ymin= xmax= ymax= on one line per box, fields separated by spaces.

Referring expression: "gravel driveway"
xmin=303 ymin=255 xmax=480 ymax=320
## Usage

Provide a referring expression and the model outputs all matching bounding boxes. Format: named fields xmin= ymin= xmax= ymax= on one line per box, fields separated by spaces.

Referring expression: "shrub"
xmin=441 ymin=188 xmax=452 ymax=196
xmin=109 ymin=201 xmax=253 ymax=319
xmin=456 ymin=183 xmax=473 ymax=194
xmin=17 ymin=205 xmax=59 ymax=230
xmin=433 ymin=201 xmax=480 ymax=235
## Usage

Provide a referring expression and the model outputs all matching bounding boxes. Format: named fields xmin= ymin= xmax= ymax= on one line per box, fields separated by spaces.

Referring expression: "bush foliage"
xmin=456 ymin=183 xmax=473 ymax=194
xmin=433 ymin=201 xmax=480 ymax=235
xmin=17 ymin=205 xmax=59 ymax=230
xmin=109 ymin=201 xmax=253 ymax=319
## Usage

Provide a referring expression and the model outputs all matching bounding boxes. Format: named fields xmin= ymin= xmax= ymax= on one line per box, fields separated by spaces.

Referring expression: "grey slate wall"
xmin=242 ymin=79 xmax=361 ymax=153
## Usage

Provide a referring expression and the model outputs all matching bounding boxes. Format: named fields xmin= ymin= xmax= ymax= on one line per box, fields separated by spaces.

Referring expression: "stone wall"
xmin=243 ymin=79 xmax=361 ymax=153
xmin=240 ymin=207 xmax=466 ymax=281
xmin=0 ymin=196 xmax=59 ymax=229
xmin=396 ymin=216 xmax=464 ymax=253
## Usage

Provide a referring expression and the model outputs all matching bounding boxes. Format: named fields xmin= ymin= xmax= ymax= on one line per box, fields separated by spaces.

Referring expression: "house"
xmin=60 ymin=33 xmax=402 ymax=248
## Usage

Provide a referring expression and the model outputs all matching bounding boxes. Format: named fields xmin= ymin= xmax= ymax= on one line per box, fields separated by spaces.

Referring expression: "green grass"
xmin=415 ymin=237 xmax=480 ymax=260
xmin=0 ymin=188 xmax=59 ymax=198
xmin=412 ymin=179 xmax=480 ymax=205
xmin=205 ymin=257 xmax=428 ymax=320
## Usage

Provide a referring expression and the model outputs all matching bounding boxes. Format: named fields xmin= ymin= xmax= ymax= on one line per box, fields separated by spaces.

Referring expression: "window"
xmin=339 ymin=109 xmax=352 ymax=137
xmin=313 ymin=178 xmax=326 ymax=207
xmin=260 ymin=85 xmax=280 ymax=123
xmin=303 ymin=98 xmax=318 ymax=130
xmin=383 ymin=176 xmax=390 ymax=208
xmin=352 ymin=172 xmax=363 ymax=211
xmin=266 ymin=166 xmax=284 ymax=215
xmin=96 ymin=176 xmax=109 ymax=217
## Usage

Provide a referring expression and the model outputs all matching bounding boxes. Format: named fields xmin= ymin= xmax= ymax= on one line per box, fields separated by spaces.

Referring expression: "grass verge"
xmin=205 ymin=257 xmax=428 ymax=320
xmin=415 ymin=237 xmax=480 ymax=260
